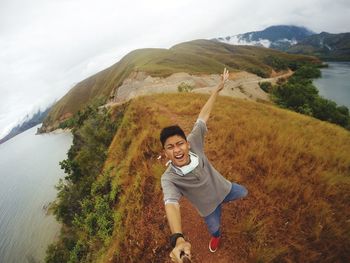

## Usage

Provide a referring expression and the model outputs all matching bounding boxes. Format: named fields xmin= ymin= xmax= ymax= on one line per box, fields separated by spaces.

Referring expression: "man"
xmin=160 ymin=68 xmax=248 ymax=262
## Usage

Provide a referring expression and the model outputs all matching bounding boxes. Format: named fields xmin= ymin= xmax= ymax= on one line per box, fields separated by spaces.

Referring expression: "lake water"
xmin=313 ymin=62 xmax=350 ymax=108
xmin=0 ymin=125 xmax=72 ymax=263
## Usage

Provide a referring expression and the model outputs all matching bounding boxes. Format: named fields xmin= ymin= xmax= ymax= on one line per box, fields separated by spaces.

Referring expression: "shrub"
xmin=46 ymin=103 xmax=126 ymax=262
xmin=68 ymin=240 xmax=88 ymax=263
xmin=276 ymin=77 xmax=287 ymax=85
xmin=263 ymin=55 xmax=288 ymax=71
xmin=59 ymin=118 xmax=75 ymax=129
xmin=177 ymin=82 xmax=194 ymax=92
xmin=293 ymin=65 xmax=321 ymax=79
xmin=246 ymin=67 xmax=269 ymax=78
xmin=259 ymin=82 xmax=273 ymax=93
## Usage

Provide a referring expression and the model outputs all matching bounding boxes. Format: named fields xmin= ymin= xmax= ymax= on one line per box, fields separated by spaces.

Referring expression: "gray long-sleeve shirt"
xmin=161 ymin=119 xmax=232 ymax=217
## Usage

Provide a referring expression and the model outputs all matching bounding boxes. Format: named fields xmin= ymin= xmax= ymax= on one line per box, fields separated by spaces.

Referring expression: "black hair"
xmin=160 ymin=125 xmax=187 ymax=148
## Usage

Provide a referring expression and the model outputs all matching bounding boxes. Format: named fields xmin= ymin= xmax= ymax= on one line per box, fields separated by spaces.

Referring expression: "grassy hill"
xmin=40 ymin=39 xmax=319 ymax=132
xmin=47 ymin=93 xmax=350 ymax=262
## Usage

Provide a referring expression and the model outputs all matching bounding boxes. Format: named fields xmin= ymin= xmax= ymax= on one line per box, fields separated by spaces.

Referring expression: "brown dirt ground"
xmin=162 ymin=198 xmax=249 ymax=263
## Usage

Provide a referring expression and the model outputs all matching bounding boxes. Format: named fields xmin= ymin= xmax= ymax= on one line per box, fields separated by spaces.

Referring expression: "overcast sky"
xmin=0 ymin=0 xmax=349 ymax=138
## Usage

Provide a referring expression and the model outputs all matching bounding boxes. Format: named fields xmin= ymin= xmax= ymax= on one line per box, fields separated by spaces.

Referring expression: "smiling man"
xmin=160 ymin=68 xmax=248 ymax=262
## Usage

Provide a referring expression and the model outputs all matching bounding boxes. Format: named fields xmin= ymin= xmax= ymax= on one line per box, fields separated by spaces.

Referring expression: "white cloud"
xmin=1 ymin=0 xmax=350 ymax=138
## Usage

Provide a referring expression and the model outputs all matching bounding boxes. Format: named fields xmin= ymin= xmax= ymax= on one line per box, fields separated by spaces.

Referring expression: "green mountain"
xmin=40 ymin=39 xmax=320 ymax=132
xmin=287 ymin=32 xmax=350 ymax=60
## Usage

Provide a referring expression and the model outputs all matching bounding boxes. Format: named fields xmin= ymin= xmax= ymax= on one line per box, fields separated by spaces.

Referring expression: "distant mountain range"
xmin=0 ymin=107 xmax=51 ymax=144
xmin=214 ymin=25 xmax=350 ymax=60
xmin=214 ymin=25 xmax=315 ymax=50
xmin=288 ymin=32 xmax=350 ymax=60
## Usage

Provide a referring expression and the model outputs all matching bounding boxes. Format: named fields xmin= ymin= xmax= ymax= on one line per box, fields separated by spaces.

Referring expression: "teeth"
xmin=175 ymin=154 xmax=184 ymax=159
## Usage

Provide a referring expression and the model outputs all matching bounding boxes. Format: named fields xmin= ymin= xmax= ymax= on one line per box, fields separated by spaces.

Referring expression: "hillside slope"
xmin=40 ymin=39 xmax=319 ymax=132
xmin=96 ymin=93 xmax=350 ymax=263
xmin=288 ymin=32 xmax=350 ymax=61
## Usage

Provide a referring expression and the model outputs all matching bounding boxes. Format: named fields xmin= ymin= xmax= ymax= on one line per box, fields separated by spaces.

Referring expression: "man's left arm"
xmin=198 ymin=67 xmax=229 ymax=123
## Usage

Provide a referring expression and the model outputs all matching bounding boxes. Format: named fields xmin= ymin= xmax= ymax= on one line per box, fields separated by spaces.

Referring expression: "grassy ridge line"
xmin=99 ymin=93 xmax=349 ymax=262
xmin=42 ymin=39 xmax=320 ymax=131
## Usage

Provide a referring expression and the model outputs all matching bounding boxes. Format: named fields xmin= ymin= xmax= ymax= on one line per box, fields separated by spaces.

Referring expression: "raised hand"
xmin=216 ymin=67 xmax=229 ymax=92
xmin=221 ymin=67 xmax=229 ymax=83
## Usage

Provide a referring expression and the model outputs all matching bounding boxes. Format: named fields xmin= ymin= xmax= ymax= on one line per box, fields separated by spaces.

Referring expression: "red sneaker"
xmin=209 ymin=236 xmax=220 ymax=253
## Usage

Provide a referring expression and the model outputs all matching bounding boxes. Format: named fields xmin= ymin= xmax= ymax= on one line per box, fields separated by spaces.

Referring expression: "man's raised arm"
xmin=198 ymin=68 xmax=229 ymax=123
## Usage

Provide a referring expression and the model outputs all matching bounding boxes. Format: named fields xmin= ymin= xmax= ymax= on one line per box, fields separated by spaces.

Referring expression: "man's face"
xmin=163 ymin=135 xmax=190 ymax=167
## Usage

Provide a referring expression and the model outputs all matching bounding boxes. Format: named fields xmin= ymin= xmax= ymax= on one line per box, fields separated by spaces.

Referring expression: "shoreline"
xmin=313 ymin=61 xmax=350 ymax=108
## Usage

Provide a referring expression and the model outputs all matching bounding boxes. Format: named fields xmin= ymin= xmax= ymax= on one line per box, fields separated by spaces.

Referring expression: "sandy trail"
xmin=105 ymin=70 xmax=292 ymax=108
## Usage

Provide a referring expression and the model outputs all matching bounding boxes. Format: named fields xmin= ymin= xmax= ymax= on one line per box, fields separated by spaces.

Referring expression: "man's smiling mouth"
xmin=175 ymin=153 xmax=185 ymax=160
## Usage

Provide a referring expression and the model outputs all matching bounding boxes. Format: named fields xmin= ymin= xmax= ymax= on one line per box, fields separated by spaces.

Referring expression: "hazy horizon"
xmin=1 ymin=0 xmax=350 ymax=138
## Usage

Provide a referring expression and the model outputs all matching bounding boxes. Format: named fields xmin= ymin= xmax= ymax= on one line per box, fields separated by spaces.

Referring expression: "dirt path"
xmin=262 ymin=69 xmax=293 ymax=84
xmin=167 ymin=199 xmax=242 ymax=263
xmin=105 ymin=70 xmax=294 ymax=108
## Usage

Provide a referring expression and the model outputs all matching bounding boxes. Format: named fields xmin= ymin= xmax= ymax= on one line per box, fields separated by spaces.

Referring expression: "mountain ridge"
xmin=40 ymin=39 xmax=319 ymax=133
xmin=213 ymin=25 xmax=315 ymax=50
xmin=214 ymin=25 xmax=350 ymax=60
xmin=287 ymin=32 xmax=350 ymax=60
xmin=0 ymin=107 xmax=51 ymax=144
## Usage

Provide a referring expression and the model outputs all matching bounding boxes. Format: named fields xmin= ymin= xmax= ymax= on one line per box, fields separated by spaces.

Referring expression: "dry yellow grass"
xmin=99 ymin=93 xmax=349 ymax=262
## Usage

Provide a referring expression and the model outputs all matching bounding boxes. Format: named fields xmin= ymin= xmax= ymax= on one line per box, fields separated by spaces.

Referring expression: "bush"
xmin=246 ymin=67 xmax=269 ymax=78
xmin=177 ymin=82 xmax=194 ymax=92
xmin=312 ymin=97 xmax=350 ymax=127
xmin=263 ymin=55 xmax=288 ymax=71
xmin=273 ymin=82 xmax=319 ymax=111
xmin=259 ymin=82 xmax=273 ymax=93
xmin=46 ymin=103 xmax=126 ymax=262
xmin=59 ymin=118 xmax=75 ymax=129
xmin=68 ymin=240 xmax=88 ymax=263
xmin=286 ymin=61 xmax=305 ymax=71
xmin=276 ymin=77 xmax=287 ymax=85
xmin=72 ymin=171 xmax=118 ymax=243
xmin=293 ymin=65 xmax=321 ymax=79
